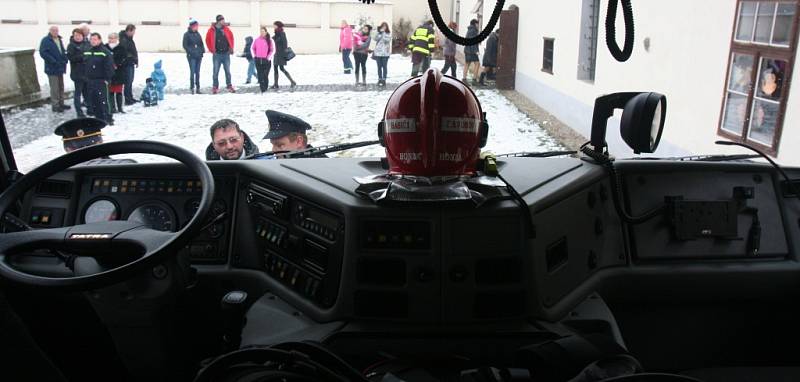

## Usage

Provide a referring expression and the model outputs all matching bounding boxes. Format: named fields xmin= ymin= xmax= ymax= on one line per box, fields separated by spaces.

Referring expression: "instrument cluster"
xmin=77 ymin=176 xmax=236 ymax=263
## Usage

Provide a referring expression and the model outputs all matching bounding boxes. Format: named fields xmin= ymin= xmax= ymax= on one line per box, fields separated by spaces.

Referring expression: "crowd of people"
xmin=39 ymin=15 xmax=502 ymax=158
xmin=40 ymin=22 xmax=140 ymax=125
xmin=39 ymin=16 xmax=502 ymax=112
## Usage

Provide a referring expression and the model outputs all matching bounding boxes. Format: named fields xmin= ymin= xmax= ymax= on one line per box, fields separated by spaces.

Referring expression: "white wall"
xmin=393 ymin=0 xmax=453 ymax=26
xmin=465 ymin=0 xmax=800 ymax=164
xmin=0 ymin=0 xmax=394 ymax=54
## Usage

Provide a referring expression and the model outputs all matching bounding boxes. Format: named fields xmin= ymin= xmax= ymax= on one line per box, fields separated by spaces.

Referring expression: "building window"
xmin=543 ymin=38 xmax=554 ymax=74
xmin=718 ymin=0 xmax=798 ymax=155
xmin=577 ymin=0 xmax=600 ymax=82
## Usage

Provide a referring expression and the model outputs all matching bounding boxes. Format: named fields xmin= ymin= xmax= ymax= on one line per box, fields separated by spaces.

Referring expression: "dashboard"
xmin=17 ymin=157 xmax=800 ymax=325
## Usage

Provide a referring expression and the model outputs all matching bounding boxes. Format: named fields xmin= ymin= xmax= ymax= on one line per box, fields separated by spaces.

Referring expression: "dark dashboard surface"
xmin=18 ymin=158 xmax=800 ymax=323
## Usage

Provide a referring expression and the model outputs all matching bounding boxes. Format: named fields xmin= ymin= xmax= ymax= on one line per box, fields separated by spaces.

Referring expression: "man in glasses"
xmin=205 ymin=119 xmax=260 ymax=160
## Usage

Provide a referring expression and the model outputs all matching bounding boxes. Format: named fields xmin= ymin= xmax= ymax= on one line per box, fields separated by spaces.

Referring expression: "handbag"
xmin=286 ymin=47 xmax=296 ymax=61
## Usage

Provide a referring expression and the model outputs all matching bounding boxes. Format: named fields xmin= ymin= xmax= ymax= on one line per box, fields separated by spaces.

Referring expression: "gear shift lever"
xmin=220 ymin=290 xmax=248 ymax=352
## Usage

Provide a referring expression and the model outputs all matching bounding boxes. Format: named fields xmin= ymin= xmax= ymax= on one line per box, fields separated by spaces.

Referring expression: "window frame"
xmin=542 ymin=37 xmax=555 ymax=74
xmin=718 ymin=0 xmax=800 ymax=156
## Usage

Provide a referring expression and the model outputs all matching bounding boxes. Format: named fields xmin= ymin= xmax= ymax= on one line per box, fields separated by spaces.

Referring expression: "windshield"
xmin=1 ymin=0 xmax=798 ymax=172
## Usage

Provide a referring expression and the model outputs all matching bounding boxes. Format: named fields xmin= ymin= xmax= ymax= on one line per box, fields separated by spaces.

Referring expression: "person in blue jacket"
xmin=39 ymin=26 xmax=70 ymax=112
xmin=151 ymin=60 xmax=167 ymax=100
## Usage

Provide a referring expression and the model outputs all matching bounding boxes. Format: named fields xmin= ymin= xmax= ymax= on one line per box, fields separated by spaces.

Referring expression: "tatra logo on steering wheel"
xmin=69 ymin=233 xmax=112 ymax=240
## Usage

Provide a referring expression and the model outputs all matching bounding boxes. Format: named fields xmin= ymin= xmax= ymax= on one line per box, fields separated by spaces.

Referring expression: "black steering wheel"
xmin=0 ymin=141 xmax=214 ymax=289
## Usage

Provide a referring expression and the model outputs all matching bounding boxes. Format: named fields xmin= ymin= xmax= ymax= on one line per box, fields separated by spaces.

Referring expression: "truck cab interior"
xmin=2 ymin=1 xmax=800 ymax=381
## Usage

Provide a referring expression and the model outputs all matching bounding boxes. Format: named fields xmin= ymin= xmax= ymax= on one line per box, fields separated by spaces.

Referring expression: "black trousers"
xmin=255 ymin=58 xmax=272 ymax=92
xmin=273 ymin=62 xmax=294 ymax=86
xmin=87 ymin=79 xmax=110 ymax=123
xmin=443 ymin=55 xmax=457 ymax=77
xmin=354 ymin=53 xmax=368 ymax=81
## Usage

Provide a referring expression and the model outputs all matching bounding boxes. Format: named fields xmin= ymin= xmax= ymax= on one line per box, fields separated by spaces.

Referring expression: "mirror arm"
xmin=590 ymin=92 xmax=640 ymax=154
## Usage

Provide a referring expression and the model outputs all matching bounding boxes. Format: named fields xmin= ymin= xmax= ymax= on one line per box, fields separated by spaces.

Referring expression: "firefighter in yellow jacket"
xmin=408 ymin=21 xmax=436 ymax=77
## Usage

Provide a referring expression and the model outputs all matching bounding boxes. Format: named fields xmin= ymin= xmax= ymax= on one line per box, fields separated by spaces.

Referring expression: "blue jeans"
xmin=212 ymin=53 xmax=232 ymax=88
xmin=246 ymin=59 xmax=255 ymax=82
xmin=123 ymin=64 xmax=135 ymax=102
xmin=73 ymin=79 xmax=86 ymax=116
xmin=187 ymin=56 xmax=202 ymax=89
xmin=375 ymin=56 xmax=389 ymax=80
xmin=342 ymin=49 xmax=352 ymax=71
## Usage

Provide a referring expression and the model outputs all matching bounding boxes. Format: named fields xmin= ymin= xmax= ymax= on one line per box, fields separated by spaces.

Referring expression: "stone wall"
xmin=0 ymin=48 xmax=40 ymax=102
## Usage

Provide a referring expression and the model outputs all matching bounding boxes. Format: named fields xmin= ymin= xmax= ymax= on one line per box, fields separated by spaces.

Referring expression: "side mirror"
xmin=590 ymin=92 xmax=667 ymax=155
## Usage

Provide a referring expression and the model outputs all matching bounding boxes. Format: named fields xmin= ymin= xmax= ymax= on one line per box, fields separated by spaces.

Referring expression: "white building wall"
xmin=468 ymin=0 xmax=800 ymax=164
xmin=0 ymin=0 xmax=394 ymax=54
xmin=392 ymin=0 xmax=453 ymax=26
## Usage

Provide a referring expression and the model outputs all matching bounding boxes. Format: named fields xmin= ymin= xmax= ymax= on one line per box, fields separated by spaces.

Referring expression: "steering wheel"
xmin=0 ymin=141 xmax=215 ymax=289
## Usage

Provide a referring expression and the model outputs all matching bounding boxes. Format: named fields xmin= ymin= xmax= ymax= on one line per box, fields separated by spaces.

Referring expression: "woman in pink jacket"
xmin=339 ymin=20 xmax=354 ymax=74
xmin=251 ymin=26 xmax=275 ymax=92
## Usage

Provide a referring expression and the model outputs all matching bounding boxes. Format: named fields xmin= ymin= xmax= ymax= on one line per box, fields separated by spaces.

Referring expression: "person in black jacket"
xmin=106 ymin=32 xmax=127 ymax=115
xmin=205 ymin=119 xmax=260 ymax=160
xmin=463 ymin=19 xmax=481 ymax=84
xmin=242 ymin=36 xmax=255 ymax=84
xmin=84 ymin=33 xmax=114 ymax=125
xmin=271 ymin=21 xmax=296 ymax=89
xmin=67 ymin=28 xmax=88 ymax=117
xmin=480 ymin=29 xmax=500 ymax=86
xmin=119 ymin=24 xmax=139 ymax=104
xmin=183 ymin=18 xmax=204 ymax=94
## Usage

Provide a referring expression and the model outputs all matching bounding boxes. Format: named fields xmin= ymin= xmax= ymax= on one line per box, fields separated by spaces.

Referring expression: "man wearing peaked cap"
xmin=264 ymin=110 xmax=316 ymax=153
xmin=54 ymin=117 xmax=106 ymax=152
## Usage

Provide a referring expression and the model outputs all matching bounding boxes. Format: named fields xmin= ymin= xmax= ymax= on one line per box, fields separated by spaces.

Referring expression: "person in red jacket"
xmin=205 ymin=14 xmax=235 ymax=94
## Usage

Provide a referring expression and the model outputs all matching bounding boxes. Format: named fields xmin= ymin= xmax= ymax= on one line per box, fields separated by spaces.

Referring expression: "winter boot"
xmin=212 ymin=87 xmax=219 ymax=94
xmin=115 ymin=93 xmax=125 ymax=114
xmin=195 ymin=86 xmax=202 ymax=94
xmin=227 ymin=85 xmax=236 ymax=93
xmin=191 ymin=88 xmax=195 ymax=95
xmin=479 ymin=72 xmax=487 ymax=86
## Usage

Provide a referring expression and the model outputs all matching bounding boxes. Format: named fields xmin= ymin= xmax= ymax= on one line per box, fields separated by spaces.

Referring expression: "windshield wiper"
xmin=247 ymin=140 xmax=379 ymax=160
xmin=649 ymin=154 xmax=762 ymax=162
xmin=496 ymin=151 xmax=577 ymax=158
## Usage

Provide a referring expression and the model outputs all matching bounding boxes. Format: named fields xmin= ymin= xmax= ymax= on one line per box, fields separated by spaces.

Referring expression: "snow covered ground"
xmin=33 ymin=52 xmax=450 ymax=95
xmin=10 ymin=53 xmax=563 ymax=172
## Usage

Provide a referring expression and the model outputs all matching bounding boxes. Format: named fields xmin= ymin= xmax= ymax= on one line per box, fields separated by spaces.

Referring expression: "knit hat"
xmin=189 ymin=18 xmax=198 ymax=26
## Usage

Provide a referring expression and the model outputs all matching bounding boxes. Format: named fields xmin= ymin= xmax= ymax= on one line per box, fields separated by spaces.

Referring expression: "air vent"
xmin=781 ymin=180 xmax=800 ymax=197
xmin=546 ymin=237 xmax=568 ymax=273
xmin=36 ymin=180 xmax=72 ymax=198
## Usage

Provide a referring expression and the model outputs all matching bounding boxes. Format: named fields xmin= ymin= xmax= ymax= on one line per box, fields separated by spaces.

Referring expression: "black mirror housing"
xmin=621 ymin=92 xmax=667 ymax=154
xmin=590 ymin=92 xmax=667 ymax=156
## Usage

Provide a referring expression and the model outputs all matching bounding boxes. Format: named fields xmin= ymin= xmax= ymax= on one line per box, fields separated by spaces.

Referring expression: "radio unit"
xmin=292 ymin=201 xmax=342 ymax=242
xmin=246 ymin=182 xmax=289 ymax=219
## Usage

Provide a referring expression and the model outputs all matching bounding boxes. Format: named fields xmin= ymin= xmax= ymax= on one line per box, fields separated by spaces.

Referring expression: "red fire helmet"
xmin=379 ymin=68 xmax=489 ymax=176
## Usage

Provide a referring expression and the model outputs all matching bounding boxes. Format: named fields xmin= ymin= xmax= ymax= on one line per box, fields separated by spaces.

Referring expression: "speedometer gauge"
xmin=84 ymin=199 xmax=119 ymax=223
xmin=128 ymin=203 xmax=176 ymax=232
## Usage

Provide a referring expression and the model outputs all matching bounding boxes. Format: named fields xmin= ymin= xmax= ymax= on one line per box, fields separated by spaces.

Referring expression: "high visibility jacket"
xmin=408 ymin=25 xmax=435 ymax=56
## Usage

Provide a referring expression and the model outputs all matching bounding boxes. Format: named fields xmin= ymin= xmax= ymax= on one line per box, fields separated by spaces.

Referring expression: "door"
xmin=497 ymin=5 xmax=519 ymax=90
